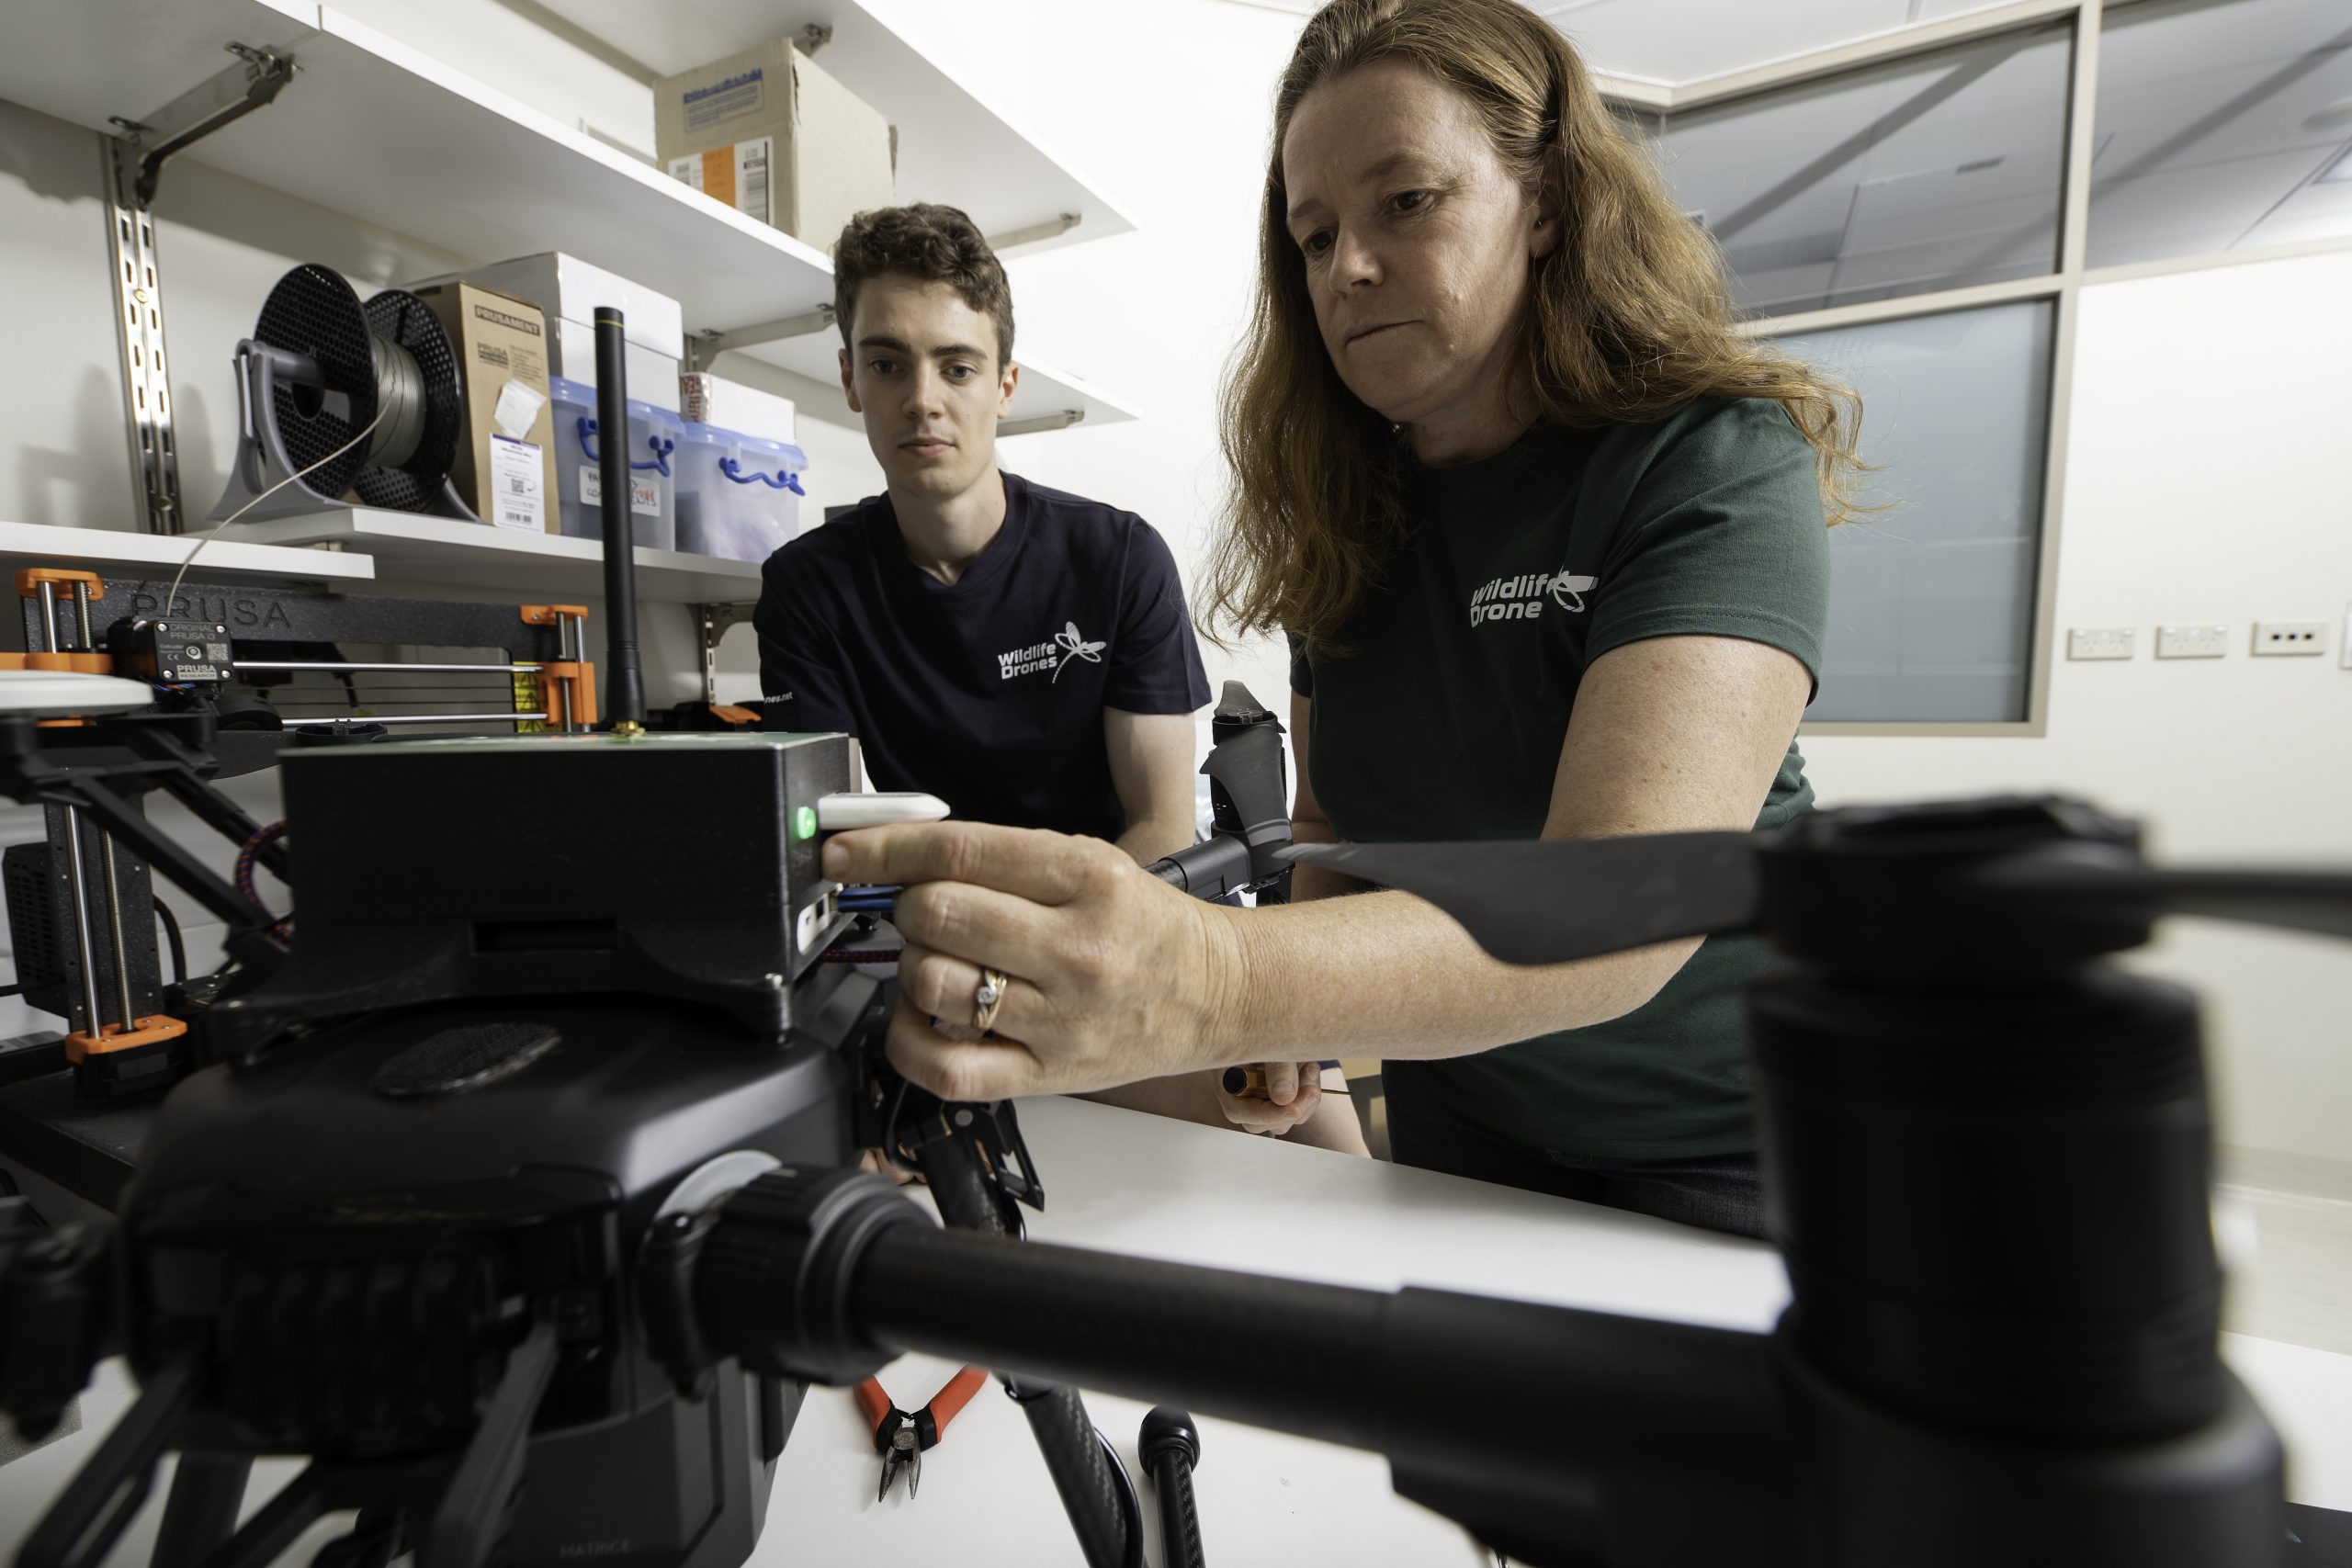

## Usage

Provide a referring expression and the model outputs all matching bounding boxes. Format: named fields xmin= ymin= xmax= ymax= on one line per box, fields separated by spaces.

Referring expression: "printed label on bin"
xmin=488 ymin=435 xmax=543 ymax=532
xmin=579 ymin=464 xmax=659 ymax=518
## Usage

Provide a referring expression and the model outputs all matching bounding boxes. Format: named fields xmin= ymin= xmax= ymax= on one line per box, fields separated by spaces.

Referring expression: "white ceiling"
xmin=1216 ymin=0 xmax=2024 ymax=84
xmin=1660 ymin=20 xmax=2076 ymax=311
xmin=1628 ymin=0 xmax=2352 ymax=310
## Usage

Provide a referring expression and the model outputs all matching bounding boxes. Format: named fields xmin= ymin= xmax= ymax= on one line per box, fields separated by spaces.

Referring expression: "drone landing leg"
xmin=19 ymin=1359 xmax=200 ymax=1568
xmin=912 ymin=1110 xmax=1141 ymax=1568
xmin=421 ymin=1321 xmax=560 ymax=1568
xmin=307 ymin=1508 xmax=402 ymax=1568
xmin=187 ymin=1463 xmax=323 ymax=1568
xmin=153 ymin=1455 xmax=254 ymax=1568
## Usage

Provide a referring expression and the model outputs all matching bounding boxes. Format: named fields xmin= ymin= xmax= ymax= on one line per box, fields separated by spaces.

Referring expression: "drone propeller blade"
xmin=1973 ymin=847 xmax=2352 ymax=942
xmin=1278 ymin=832 xmax=1763 ymax=966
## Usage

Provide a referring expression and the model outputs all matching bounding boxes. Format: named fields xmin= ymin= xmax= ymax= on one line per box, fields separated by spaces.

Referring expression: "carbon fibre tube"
xmin=592 ymin=307 xmax=645 ymax=729
xmin=841 ymin=1219 xmax=1782 ymax=1489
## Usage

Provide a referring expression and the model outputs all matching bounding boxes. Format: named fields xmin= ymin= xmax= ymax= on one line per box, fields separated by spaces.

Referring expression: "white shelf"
xmin=0 ymin=522 xmax=376 ymax=583
xmin=0 ymin=1 xmax=1136 ymax=435
xmin=2 ymin=2 xmax=837 ymax=337
xmin=222 ymin=510 xmax=764 ymax=603
xmin=529 ymin=0 xmax=1130 ymax=263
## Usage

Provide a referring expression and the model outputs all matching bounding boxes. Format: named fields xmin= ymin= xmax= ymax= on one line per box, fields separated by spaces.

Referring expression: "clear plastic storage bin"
xmin=549 ymin=376 xmax=679 ymax=550
xmin=673 ymin=423 xmax=808 ymax=562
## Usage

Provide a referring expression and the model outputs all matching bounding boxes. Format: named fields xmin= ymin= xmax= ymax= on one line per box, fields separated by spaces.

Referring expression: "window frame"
xmin=1596 ymin=0 xmax=2352 ymax=736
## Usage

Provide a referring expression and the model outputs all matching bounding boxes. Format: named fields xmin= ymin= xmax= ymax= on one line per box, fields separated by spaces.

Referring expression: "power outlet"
xmin=2067 ymin=626 xmax=2135 ymax=660
xmin=2154 ymin=624 xmax=2229 ymax=660
xmin=2251 ymin=620 xmax=2328 ymax=657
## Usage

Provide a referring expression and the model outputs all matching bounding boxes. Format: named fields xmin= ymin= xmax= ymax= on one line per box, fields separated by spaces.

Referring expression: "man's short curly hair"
xmin=832 ymin=204 xmax=1014 ymax=367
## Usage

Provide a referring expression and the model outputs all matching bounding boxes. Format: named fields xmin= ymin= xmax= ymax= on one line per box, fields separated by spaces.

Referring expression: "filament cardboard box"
xmin=411 ymin=253 xmax=685 ymax=408
xmin=654 ymin=39 xmax=895 ymax=247
xmin=412 ymin=280 xmax=560 ymax=534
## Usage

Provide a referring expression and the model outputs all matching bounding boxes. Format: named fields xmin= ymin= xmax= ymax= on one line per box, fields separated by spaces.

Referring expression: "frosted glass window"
xmin=1775 ymin=299 xmax=2055 ymax=722
xmin=1656 ymin=25 xmax=2073 ymax=314
xmin=2088 ymin=0 xmax=2352 ymax=266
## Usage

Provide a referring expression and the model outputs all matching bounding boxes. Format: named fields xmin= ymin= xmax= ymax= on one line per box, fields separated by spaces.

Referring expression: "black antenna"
xmin=593 ymin=306 xmax=646 ymax=732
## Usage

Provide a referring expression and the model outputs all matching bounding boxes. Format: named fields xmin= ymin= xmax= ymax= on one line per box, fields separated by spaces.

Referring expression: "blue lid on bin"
xmin=684 ymin=422 xmax=808 ymax=495
xmin=551 ymin=376 xmax=675 ymax=428
xmin=734 ymin=431 xmax=807 ymax=468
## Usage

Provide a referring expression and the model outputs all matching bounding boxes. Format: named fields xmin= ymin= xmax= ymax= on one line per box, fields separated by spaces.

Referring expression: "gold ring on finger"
xmin=972 ymin=967 xmax=1010 ymax=1034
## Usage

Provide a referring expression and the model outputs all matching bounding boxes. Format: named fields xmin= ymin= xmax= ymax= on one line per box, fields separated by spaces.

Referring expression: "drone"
xmin=0 ymin=311 xmax=2342 ymax=1568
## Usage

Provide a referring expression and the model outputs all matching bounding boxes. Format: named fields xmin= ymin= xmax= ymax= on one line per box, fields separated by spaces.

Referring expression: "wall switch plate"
xmin=2067 ymin=626 xmax=2136 ymax=660
xmin=2155 ymin=624 xmax=2229 ymax=660
xmin=2250 ymin=620 xmax=2328 ymax=657
xmin=2343 ymin=604 xmax=2352 ymax=671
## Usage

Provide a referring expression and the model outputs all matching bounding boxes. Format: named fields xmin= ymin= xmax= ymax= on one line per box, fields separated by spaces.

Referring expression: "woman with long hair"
xmin=825 ymin=0 xmax=1860 ymax=1237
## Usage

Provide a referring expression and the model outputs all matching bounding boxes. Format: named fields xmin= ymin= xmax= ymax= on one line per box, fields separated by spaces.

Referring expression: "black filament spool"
xmin=247 ymin=266 xmax=465 ymax=511
xmin=355 ymin=288 xmax=463 ymax=511
xmin=253 ymin=264 xmax=376 ymax=500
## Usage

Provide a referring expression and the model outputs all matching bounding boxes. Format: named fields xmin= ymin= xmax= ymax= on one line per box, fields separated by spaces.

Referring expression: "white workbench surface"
xmin=3 ymin=1095 xmax=2346 ymax=1565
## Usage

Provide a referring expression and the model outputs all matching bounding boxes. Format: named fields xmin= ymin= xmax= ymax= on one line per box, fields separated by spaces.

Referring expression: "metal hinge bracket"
xmin=102 ymin=41 xmax=298 ymax=535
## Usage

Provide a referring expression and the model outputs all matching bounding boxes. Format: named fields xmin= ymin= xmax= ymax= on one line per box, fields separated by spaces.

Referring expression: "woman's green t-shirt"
xmin=1291 ymin=396 xmax=1831 ymax=1158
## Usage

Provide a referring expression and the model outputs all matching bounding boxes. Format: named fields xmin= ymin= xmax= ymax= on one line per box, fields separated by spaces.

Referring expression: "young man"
xmin=759 ymin=203 xmax=1364 ymax=1155
xmin=754 ymin=202 xmax=1205 ymax=863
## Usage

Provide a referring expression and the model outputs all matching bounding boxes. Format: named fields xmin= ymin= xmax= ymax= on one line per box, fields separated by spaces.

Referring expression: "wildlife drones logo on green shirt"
xmin=1467 ymin=570 xmax=1598 ymax=627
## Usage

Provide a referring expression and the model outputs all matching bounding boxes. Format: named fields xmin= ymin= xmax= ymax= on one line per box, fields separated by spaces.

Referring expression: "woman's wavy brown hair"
xmin=1207 ymin=0 xmax=1864 ymax=648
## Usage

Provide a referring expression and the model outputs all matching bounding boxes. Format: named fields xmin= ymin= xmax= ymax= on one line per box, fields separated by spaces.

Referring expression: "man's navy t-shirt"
xmin=753 ymin=473 xmax=1210 ymax=841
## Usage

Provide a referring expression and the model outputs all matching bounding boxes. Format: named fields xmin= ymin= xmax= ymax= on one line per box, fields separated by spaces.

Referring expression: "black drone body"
xmin=10 ymin=730 xmax=893 ymax=1568
xmin=2 ymin=305 xmax=2341 ymax=1568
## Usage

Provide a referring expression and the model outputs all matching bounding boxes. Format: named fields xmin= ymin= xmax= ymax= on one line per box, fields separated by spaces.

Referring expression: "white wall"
xmin=700 ymin=0 xmax=1307 ymax=703
xmin=827 ymin=0 xmax=1306 ymax=706
xmin=1804 ymin=249 xmax=2352 ymax=1179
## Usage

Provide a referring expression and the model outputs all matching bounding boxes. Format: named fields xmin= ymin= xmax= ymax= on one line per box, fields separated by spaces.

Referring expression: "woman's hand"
xmin=824 ymin=820 xmax=1246 ymax=1101
xmin=1215 ymin=1061 xmax=1324 ymax=1136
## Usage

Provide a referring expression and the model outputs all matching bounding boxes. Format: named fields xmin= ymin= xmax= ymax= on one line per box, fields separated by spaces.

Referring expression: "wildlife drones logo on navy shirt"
xmin=998 ymin=621 xmax=1107 ymax=683
xmin=1468 ymin=569 xmax=1598 ymax=627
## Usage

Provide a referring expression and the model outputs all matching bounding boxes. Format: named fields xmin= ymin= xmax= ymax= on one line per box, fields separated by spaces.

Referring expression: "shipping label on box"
xmin=413 ymin=281 xmax=561 ymax=533
xmin=668 ymin=138 xmax=773 ymax=226
xmin=487 ymin=434 xmax=546 ymax=532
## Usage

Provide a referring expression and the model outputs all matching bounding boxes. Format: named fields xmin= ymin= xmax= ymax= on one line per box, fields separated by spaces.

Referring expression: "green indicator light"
xmin=794 ymin=806 xmax=818 ymax=840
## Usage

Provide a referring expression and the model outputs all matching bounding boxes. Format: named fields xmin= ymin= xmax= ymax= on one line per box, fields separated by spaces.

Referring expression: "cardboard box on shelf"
xmin=407 ymin=254 xmax=685 ymax=409
xmin=408 ymin=253 xmax=685 ymax=360
xmin=654 ymin=38 xmax=894 ymax=247
xmin=680 ymin=371 xmax=797 ymax=445
xmin=411 ymin=281 xmax=560 ymax=535
xmin=551 ymin=321 xmax=683 ymax=411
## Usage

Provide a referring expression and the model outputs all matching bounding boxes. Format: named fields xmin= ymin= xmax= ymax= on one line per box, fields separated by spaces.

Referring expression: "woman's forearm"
xmin=1209 ymin=887 xmax=1695 ymax=1066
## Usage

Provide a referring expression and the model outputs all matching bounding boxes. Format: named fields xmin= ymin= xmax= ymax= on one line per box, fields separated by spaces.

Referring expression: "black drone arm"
xmin=698 ymin=1168 xmax=1802 ymax=1568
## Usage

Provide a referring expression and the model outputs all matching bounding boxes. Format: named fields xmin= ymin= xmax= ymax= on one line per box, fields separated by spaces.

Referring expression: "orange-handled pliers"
xmin=854 ymin=1367 xmax=989 ymax=1500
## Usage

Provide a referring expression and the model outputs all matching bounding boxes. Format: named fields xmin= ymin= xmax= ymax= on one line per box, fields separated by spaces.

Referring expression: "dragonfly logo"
xmin=1053 ymin=622 xmax=1106 ymax=682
